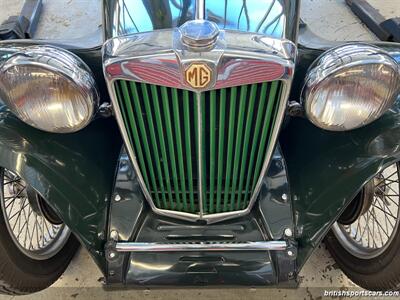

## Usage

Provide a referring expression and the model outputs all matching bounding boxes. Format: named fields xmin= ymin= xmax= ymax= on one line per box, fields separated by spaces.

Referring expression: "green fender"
xmin=281 ymin=100 xmax=400 ymax=269
xmin=284 ymin=39 xmax=400 ymax=269
xmin=0 ymin=106 xmax=122 ymax=273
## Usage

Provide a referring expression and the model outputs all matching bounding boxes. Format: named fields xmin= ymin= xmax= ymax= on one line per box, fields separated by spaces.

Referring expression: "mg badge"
xmin=185 ymin=63 xmax=212 ymax=89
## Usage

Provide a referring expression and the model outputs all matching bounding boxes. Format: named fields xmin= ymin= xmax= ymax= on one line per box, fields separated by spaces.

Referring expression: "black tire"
xmin=325 ymin=229 xmax=400 ymax=290
xmin=0 ymin=169 xmax=80 ymax=295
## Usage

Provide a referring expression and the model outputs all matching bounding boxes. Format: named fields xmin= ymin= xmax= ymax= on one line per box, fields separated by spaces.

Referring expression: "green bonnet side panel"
xmin=0 ymin=107 xmax=122 ymax=273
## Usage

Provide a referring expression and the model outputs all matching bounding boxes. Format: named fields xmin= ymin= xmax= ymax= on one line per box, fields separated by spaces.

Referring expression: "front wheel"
xmin=325 ymin=162 xmax=400 ymax=291
xmin=0 ymin=168 xmax=79 ymax=295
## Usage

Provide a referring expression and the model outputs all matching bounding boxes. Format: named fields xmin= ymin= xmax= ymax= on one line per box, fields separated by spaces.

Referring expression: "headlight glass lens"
xmin=0 ymin=46 xmax=98 ymax=133
xmin=303 ymin=44 xmax=400 ymax=131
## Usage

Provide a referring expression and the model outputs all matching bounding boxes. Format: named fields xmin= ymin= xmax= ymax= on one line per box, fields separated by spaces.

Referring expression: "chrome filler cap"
xmin=179 ymin=20 xmax=220 ymax=49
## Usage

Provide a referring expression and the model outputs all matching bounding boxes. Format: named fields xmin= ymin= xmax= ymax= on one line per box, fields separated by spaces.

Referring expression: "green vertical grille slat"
xmin=209 ymin=90 xmax=217 ymax=213
xmin=183 ymin=90 xmax=195 ymax=212
xmin=119 ymin=81 xmax=151 ymax=191
xmin=215 ymin=89 xmax=226 ymax=213
xmin=194 ymin=93 xmax=200 ymax=213
xmin=236 ymin=84 xmax=258 ymax=209
xmin=201 ymin=93 xmax=207 ymax=213
xmin=223 ymin=87 xmax=238 ymax=212
xmin=243 ymin=82 xmax=269 ymax=207
xmin=140 ymin=83 xmax=167 ymax=208
xmin=114 ymin=80 xmax=282 ymax=216
xmin=129 ymin=82 xmax=161 ymax=207
xmin=229 ymin=85 xmax=248 ymax=210
xmin=172 ymin=88 xmax=188 ymax=211
xmin=115 ymin=83 xmax=134 ymax=147
xmin=251 ymin=81 xmax=280 ymax=191
xmin=150 ymin=85 xmax=174 ymax=209
xmin=161 ymin=86 xmax=182 ymax=210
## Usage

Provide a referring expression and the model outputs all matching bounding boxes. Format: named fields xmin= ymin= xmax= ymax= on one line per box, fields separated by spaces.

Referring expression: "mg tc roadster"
xmin=0 ymin=0 xmax=399 ymax=294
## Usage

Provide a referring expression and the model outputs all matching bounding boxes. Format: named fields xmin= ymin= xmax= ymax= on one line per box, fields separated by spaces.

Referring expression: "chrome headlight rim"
xmin=0 ymin=45 xmax=99 ymax=133
xmin=302 ymin=43 xmax=400 ymax=131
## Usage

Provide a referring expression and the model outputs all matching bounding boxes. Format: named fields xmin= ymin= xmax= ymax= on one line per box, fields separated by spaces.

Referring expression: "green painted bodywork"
xmin=0 ymin=105 xmax=122 ymax=273
xmin=281 ymin=101 xmax=400 ymax=268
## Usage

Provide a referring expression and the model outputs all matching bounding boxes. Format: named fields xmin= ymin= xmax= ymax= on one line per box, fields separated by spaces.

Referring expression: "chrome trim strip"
xmin=103 ymin=29 xmax=296 ymax=224
xmin=115 ymin=241 xmax=288 ymax=252
xmin=195 ymin=0 xmax=205 ymax=20
xmin=196 ymin=92 xmax=204 ymax=218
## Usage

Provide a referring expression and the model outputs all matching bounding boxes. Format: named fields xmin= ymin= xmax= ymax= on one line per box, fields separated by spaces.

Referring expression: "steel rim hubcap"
xmin=0 ymin=168 xmax=70 ymax=260
xmin=333 ymin=162 xmax=400 ymax=259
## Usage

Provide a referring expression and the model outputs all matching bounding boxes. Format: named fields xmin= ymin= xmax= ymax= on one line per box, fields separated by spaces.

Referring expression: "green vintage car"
xmin=0 ymin=0 xmax=399 ymax=294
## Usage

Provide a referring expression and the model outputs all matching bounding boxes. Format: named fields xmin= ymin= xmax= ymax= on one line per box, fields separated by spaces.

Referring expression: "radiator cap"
xmin=179 ymin=20 xmax=220 ymax=49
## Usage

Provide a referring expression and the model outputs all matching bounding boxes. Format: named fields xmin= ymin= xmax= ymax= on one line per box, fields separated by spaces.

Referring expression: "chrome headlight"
xmin=303 ymin=44 xmax=400 ymax=131
xmin=0 ymin=46 xmax=99 ymax=133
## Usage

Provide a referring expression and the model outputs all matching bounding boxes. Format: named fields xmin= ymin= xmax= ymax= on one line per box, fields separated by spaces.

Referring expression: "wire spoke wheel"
xmin=333 ymin=163 xmax=400 ymax=259
xmin=0 ymin=168 xmax=70 ymax=260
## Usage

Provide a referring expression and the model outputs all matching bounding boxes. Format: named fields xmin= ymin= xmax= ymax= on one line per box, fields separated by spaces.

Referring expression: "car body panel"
xmin=0 ymin=105 xmax=122 ymax=273
xmin=281 ymin=100 xmax=400 ymax=268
